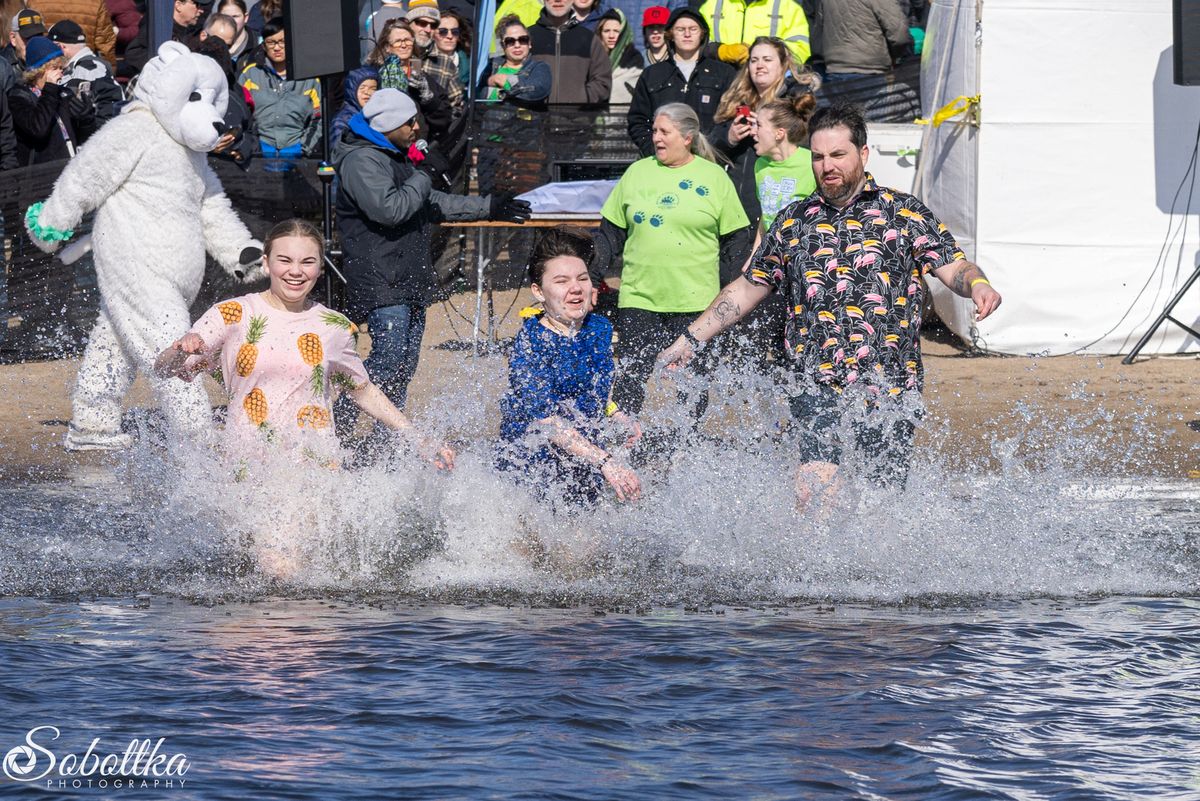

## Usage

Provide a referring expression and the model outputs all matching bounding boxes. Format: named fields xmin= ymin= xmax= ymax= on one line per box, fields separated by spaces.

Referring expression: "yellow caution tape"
xmin=915 ymin=95 xmax=980 ymax=127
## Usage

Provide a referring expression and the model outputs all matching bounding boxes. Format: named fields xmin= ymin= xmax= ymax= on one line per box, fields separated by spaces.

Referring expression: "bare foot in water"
xmin=254 ymin=539 xmax=302 ymax=580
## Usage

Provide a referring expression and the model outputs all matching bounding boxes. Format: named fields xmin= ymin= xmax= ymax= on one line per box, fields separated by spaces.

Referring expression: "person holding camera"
xmin=710 ymin=36 xmax=820 ymax=228
xmin=332 ymin=88 xmax=531 ymax=423
xmin=48 ymin=19 xmax=123 ymax=122
xmin=7 ymin=35 xmax=94 ymax=164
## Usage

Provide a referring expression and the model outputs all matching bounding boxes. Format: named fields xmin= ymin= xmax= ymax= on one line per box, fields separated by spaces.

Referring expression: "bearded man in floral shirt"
xmin=659 ymin=102 xmax=1002 ymax=510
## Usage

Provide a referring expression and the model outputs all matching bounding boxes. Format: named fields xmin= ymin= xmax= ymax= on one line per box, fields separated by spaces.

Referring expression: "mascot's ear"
xmin=156 ymin=41 xmax=191 ymax=64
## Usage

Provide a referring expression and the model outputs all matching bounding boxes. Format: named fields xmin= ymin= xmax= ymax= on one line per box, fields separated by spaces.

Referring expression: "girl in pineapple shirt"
xmin=156 ymin=218 xmax=454 ymax=469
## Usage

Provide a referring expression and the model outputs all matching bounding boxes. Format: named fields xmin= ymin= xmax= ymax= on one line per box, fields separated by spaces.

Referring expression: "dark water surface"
xmin=1 ymin=444 xmax=1199 ymax=799
xmin=1 ymin=597 xmax=1199 ymax=800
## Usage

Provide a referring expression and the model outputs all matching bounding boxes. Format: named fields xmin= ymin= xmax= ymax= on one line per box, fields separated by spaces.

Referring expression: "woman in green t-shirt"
xmin=753 ymin=93 xmax=818 ymax=233
xmin=724 ymin=92 xmax=820 ymax=379
xmin=592 ymin=102 xmax=752 ymax=429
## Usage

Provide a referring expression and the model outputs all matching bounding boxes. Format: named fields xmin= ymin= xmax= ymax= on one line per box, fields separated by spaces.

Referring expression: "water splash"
xmin=1 ymin=360 xmax=1197 ymax=605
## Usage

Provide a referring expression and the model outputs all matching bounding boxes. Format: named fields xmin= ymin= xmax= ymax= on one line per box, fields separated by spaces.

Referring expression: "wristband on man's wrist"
xmin=683 ymin=329 xmax=704 ymax=350
xmin=598 ymin=452 xmax=613 ymax=468
xmin=970 ymin=277 xmax=991 ymax=288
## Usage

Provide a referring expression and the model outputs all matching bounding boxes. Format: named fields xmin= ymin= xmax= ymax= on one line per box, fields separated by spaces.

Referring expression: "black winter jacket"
xmin=6 ymin=82 xmax=93 ymax=166
xmin=332 ymin=126 xmax=490 ymax=320
xmin=0 ymin=89 xmax=17 ymax=170
xmin=627 ymin=55 xmax=735 ymax=157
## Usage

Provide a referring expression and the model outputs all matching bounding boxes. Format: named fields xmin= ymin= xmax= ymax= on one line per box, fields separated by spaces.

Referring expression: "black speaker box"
xmin=284 ymin=0 xmax=359 ymax=81
xmin=1175 ymin=0 xmax=1200 ymax=85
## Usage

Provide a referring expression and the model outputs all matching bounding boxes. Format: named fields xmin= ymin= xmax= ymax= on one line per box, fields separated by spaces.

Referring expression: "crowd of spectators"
xmin=0 ymin=0 xmax=927 ymax=176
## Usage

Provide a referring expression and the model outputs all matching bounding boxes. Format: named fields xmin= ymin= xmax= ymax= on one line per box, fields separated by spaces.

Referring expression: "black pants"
xmin=721 ymin=291 xmax=790 ymax=381
xmin=612 ymin=307 xmax=714 ymax=420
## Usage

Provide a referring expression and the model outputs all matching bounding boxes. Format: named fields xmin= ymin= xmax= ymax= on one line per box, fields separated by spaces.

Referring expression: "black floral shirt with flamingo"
xmin=745 ymin=173 xmax=965 ymax=395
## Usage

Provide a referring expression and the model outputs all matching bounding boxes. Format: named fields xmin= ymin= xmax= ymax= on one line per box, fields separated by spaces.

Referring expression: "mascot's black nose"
xmin=189 ymin=91 xmax=201 ymax=102
xmin=213 ymin=121 xmax=229 ymax=136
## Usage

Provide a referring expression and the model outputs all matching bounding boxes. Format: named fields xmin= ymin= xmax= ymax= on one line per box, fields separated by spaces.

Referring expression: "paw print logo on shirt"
xmin=678 ymin=179 xmax=694 ymax=190
xmin=649 ymin=214 xmax=664 ymax=227
xmin=633 ymin=211 xmax=646 ymax=224
xmin=695 ymin=185 xmax=710 ymax=197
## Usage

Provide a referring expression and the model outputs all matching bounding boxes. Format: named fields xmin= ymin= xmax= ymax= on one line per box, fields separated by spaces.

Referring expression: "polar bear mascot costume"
xmin=25 ymin=41 xmax=262 ymax=452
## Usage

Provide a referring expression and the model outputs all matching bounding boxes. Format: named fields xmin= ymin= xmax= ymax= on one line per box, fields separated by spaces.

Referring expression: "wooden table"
xmin=441 ymin=215 xmax=601 ymax=354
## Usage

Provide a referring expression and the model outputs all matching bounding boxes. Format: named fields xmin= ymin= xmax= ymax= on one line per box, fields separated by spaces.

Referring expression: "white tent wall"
xmin=917 ymin=0 xmax=981 ymax=346
xmin=920 ymin=0 xmax=1200 ymax=355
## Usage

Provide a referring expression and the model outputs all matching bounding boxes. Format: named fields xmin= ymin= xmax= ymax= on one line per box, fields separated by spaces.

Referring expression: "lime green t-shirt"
xmin=754 ymin=146 xmax=816 ymax=231
xmin=485 ymin=65 xmax=521 ymax=101
xmin=602 ymin=156 xmax=749 ymax=313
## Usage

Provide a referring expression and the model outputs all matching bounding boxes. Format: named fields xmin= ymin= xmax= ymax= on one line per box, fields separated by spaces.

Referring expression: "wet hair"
xmin=494 ymin=13 xmax=525 ymax=40
xmin=528 ymin=227 xmax=595 ymax=285
xmin=264 ymin=219 xmax=324 ymax=259
xmin=809 ymin=102 xmax=869 ymax=149
xmin=262 ymin=16 xmax=285 ymax=40
xmin=758 ymin=93 xmax=818 ymax=146
xmin=654 ymin=102 xmax=719 ymax=164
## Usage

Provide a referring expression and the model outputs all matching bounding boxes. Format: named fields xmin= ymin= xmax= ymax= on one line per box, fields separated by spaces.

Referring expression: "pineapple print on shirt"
xmin=186 ymin=293 xmax=370 ymax=452
xmin=244 ymin=387 xmax=269 ymax=426
xmin=236 ymin=315 xmax=267 ymax=377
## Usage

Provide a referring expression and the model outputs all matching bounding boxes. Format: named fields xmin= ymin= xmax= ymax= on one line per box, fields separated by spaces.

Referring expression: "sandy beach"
xmin=1 ymin=287 xmax=1197 ymax=477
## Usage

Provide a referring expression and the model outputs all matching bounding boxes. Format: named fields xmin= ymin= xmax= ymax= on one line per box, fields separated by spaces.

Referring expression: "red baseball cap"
xmin=642 ymin=6 xmax=670 ymax=27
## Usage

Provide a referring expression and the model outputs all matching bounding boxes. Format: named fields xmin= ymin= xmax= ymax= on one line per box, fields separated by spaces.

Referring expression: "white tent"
xmin=918 ymin=0 xmax=1200 ymax=355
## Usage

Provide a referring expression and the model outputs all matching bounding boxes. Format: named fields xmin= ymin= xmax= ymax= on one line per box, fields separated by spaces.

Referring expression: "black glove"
xmin=232 ymin=246 xmax=263 ymax=280
xmin=414 ymin=146 xmax=452 ymax=190
xmin=488 ymin=193 xmax=532 ymax=224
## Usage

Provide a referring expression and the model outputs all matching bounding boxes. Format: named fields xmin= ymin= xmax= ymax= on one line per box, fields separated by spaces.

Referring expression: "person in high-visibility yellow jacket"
xmin=695 ymin=0 xmax=811 ymax=65
xmin=493 ymin=0 xmax=544 ymax=33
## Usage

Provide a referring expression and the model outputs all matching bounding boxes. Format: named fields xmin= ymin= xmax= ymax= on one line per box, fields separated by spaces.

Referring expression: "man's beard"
xmin=818 ymin=163 xmax=865 ymax=205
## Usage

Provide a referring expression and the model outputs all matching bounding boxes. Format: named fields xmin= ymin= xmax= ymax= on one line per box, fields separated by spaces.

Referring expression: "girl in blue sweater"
xmin=497 ymin=227 xmax=642 ymax=509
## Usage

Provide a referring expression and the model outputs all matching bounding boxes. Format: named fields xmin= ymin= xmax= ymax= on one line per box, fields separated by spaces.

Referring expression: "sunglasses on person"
xmin=411 ymin=18 xmax=437 ymax=28
xmin=436 ymin=26 xmax=459 ymax=37
xmin=502 ymin=35 xmax=530 ymax=47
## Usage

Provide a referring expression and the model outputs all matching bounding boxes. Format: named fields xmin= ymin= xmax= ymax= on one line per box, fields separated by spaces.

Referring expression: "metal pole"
xmin=1121 ymin=262 xmax=1200 ymax=364
xmin=473 ymin=226 xmax=488 ymax=356
xmin=149 ymin=0 xmax=173 ymax=55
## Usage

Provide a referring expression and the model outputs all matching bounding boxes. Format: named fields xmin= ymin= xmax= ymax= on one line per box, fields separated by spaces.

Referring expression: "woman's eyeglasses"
xmin=436 ymin=27 xmax=460 ymax=37
xmin=502 ymin=35 xmax=530 ymax=47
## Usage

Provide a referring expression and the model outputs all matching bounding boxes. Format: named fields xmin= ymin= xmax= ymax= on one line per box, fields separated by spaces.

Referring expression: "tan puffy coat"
xmin=821 ymin=0 xmax=911 ymax=74
xmin=41 ymin=0 xmax=117 ymax=64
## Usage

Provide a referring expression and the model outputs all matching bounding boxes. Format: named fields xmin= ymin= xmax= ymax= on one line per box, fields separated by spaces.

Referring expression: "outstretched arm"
xmin=538 ymin=415 xmax=640 ymax=502
xmin=154 ymin=333 xmax=216 ymax=381
xmin=349 ymin=381 xmax=455 ymax=470
xmin=200 ymin=163 xmax=261 ymax=278
xmin=658 ymin=276 xmax=772 ymax=369
xmin=30 ymin=112 xmax=149 ymax=251
xmin=930 ymin=259 xmax=1002 ymax=321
